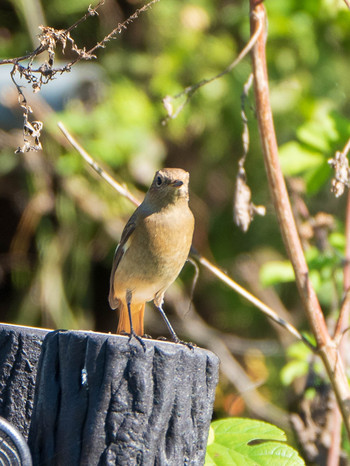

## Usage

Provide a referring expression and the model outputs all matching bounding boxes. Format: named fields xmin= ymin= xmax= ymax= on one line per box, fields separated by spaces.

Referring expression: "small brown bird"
xmin=109 ymin=168 xmax=194 ymax=343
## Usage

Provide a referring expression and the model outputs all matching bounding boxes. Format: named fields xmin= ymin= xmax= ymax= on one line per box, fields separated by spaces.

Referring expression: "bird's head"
xmin=146 ymin=168 xmax=190 ymax=207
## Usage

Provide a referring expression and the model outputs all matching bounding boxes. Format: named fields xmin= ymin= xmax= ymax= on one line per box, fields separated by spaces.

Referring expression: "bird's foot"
xmin=128 ymin=330 xmax=146 ymax=352
xmin=172 ymin=336 xmax=196 ymax=350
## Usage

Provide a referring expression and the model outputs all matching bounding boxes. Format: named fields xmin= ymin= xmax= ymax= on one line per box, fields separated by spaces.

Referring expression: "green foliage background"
xmin=1 ymin=0 xmax=350 ymax=459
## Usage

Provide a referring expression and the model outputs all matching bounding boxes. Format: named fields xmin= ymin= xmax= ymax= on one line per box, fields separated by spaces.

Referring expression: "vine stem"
xmin=327 ymin=186 xmax=350 ymax=464
xmin=249 ymin=0 xmax=350 ymax=439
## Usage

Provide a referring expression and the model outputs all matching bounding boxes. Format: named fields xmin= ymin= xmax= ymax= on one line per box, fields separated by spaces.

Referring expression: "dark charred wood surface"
xmin=0 ymin=324 xmax=219 ymax=465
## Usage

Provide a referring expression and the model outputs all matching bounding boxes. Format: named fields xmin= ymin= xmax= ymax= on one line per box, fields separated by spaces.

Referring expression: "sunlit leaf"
xmin=281 ymin=360 xmax=309 ymax=385
xmin=329 ymin=232 xmax=346 ymax=252
xmin=259 ymin=261 xmax=295 ymax=287
xmin=278 ymin=142 xmax=324 ymax=176
xmin=205 ymin=418 xmax=305 ymax=465
xmin=303 ymin=161 xmax=331 ymax=194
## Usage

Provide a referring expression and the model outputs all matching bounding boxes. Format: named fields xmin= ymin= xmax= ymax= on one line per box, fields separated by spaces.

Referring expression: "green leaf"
xmin=306 ymin=246 xmax=339 ymax=270
xmin=280 ymin=360 xmax=309 ymax=385
xmin=297 ymin=117 xmax=337 ymax=152
xmin=281 ymin=340 xmax=325 ymax=386
xmin=205 ymin=418 xmax=305 ymax=465
xmin=303 ymin=161 xmax=332 ymax=194
xmin=259 ymin=261 xmax=295 ymax=287
xmin=286 ymin=340 xmax=312 ymax=360
xmin=278 ymin=141 xmax=324 ymax=176
xmin=297 ymin=107 xmax=350 ymax=152
xmin=0 ymin=151 xmax=18 ymax=175
xmin=329 ymin=232 xmax=346 ymax=252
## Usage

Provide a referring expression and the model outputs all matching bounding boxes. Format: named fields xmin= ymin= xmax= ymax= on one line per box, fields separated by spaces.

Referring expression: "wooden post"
xmin=0 ymin=324 xmax=219 ymax=465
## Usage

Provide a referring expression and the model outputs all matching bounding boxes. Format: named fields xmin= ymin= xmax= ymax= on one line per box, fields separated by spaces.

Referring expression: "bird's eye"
xmin=156 ymin=175 xmax=162 ymax=187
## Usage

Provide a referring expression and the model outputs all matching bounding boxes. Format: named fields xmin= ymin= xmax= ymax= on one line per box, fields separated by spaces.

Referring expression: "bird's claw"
xmin=128 ymin=330 xmax=146 ymax=352
xmin=172 ymin=337 xmax=196 ymax=350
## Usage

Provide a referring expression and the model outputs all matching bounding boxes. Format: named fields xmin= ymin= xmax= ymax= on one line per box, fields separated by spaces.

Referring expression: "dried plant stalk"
xmin=249 ymin=0 xmax=350 ymax=439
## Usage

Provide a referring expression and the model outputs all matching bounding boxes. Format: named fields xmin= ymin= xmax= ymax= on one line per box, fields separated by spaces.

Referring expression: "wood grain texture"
xmin=0 ymin=325 xmax=218 ymax=465
xmin=0 ymin=324 xmax=47 ymax=440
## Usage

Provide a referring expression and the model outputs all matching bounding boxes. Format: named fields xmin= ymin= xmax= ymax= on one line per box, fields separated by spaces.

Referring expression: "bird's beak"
xmin=171 ymin=180 xmax=183 ymax=188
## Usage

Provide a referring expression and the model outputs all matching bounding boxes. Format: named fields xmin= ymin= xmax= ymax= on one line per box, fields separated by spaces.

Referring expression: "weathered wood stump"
xmin=0 ymin=324 xmax=219 ymax=465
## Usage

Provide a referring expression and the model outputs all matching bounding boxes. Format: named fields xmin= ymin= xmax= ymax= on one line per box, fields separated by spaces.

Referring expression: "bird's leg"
xmin=155 ymin=303 xmax=195 ymax=350
xmin=155 ymin=303 xmax=180 ymax=342
xmin=126 ymin=290 xmax=146 ymax=351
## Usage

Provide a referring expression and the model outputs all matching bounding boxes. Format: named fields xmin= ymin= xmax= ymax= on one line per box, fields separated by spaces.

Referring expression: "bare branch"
xmin=54 ymin=0 xmax=160 ymax=73
xmin=57 ymin=122 xmax=140 ymax=206
xmin=77 ymin=0 xmax=159 ymax=61
xmin=3 ymin=0 xmax=159 ymax=153
xmin=327 ymin=185 xmax=350 ymax=466
xmin=334 ymin=193 xmax=350 ymax=340
xmin=0 ymin=1 xmax=105 ymax=67
xmin=191 ymin=248 xmax=315 ymax=351
xmin=11 ymin=67 xmax=43 ymax=153
xmin=162 ymin=12 xmax=263 ymax=123
xmin=165 ymin=284 xmax=289 ymax=427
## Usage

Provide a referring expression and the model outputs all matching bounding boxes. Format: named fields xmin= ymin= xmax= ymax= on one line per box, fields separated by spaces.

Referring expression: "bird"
xmin=108 ymin=168 xmax=195 ymax=344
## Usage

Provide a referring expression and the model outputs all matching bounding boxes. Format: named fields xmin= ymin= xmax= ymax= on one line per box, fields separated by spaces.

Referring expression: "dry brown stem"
xmin=249 ymin=0 xmax=350 ymax=439
xmin=234 ymin=73 xmax=265 ymax=232
xmin=1 ymin=0 xmax=159 ymax=153
xmin=327 ymin=178 xmax=350 ymax=464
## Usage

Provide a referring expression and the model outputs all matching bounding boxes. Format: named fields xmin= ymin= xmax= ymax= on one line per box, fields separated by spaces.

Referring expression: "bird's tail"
xmin=117 ymin=302 xmax=145 ymax=336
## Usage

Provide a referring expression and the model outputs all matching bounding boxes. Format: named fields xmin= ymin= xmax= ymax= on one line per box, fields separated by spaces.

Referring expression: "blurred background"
xmin=1 ymin=0 xmax=350 ymax=459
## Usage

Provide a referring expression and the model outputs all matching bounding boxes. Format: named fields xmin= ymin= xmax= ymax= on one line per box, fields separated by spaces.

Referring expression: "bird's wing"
xmin=108 ymin=213 xmax=137 ymax=309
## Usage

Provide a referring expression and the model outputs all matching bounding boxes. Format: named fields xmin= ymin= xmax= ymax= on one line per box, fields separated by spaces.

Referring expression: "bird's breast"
xmin=142 ymin=206 xmax=194 ymax=260
xmin=112 ymin=204 xmax=194 ymax=303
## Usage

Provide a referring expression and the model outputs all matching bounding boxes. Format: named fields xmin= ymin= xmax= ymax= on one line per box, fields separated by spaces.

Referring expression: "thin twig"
xmin=58 ymin=121 xmax=313 ymax=349
xmin=327 ymin=169 xmax=350 ymax=464
xmin=327 ymin=140 xmax=350 ymax=462
xmin=334 ymin=190 xmax=350 ymax=339
xmin=57 ymin=122 xmax=140 ymax=206
xmin=250 ymin=0 xmax=350 ymax=440
xmin=5 ymin=0 xmax=158 ymax=76
xmin=66 ymin=1 xmax=105 ymax=34
xmin=335 ymin=296 xmax=350 ymax=345
xmin=327 ymin=405 xmax=342 ymax=466
xmin=61 ymin=0 xmax=160 ymax=72
xmin=3 ymin=0 xmax=160 ymax=153
xmin=165 ymin=284 xmax=288 ymax=428
xmin=11 ymin=67 xmax=43 ymax=153
xmin=186 ymin=257 xmax=200 ymax=316
xmin=345 ymin=188 xmax=350 ymax=290
xmin=0 ymin=1 xmax=105 ymax=66
xmin=162 ymin=13 xmax=263 ymax=123
xmin=191 ymin=248 xmax=315 ymax=351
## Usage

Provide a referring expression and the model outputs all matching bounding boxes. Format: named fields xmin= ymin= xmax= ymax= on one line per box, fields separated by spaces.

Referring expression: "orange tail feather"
xmin=117 ymin=302 xmax=145 ymax=336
